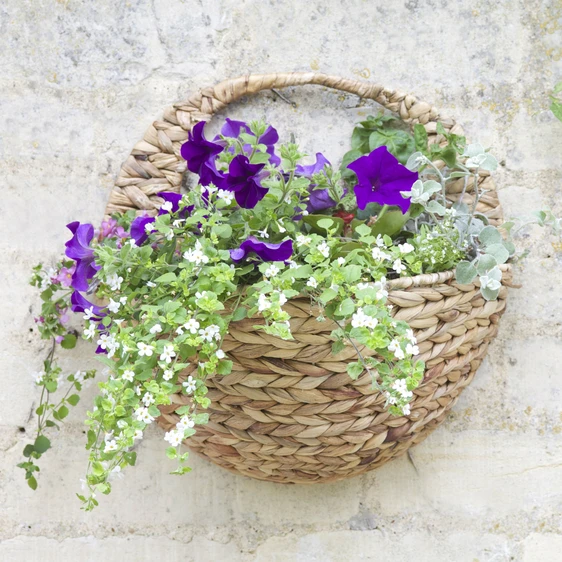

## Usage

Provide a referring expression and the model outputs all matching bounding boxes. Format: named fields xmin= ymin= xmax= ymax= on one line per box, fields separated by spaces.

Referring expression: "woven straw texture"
xmin=105 ymin=73 xmax=509 ymax=484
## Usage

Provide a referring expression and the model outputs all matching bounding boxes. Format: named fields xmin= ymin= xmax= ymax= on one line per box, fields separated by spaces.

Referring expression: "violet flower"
xmin=294 ymin=153 xmax=339 ymax=214
xmin=347 ymin=146 xmax=418 ymax=213
xmin=217 ymin=118 xmax=281 ymax=166
xmin=64 ymin=222 xmax=100 ymax=291
xmin=99 ymin=218 xmax=128 ymax=244
xmin=230 ymin=236 xmax=293 ymax=262
xmin=130 ymin=215 xmax=156 ymax=246
xmin=54 ymin=264 xmax=76 ymax=288
xmin=223 ymin=155 xmax=269 ymax=209
xmin=70 ymin=291 xmax=106 ymax=319
xmin=157 ymin=191 xmax=194 ymax=218
xmin=180 ymin=121 xmax=224 ymax=176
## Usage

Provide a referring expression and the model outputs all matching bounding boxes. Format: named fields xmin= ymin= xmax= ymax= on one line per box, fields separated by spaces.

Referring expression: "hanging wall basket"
xmin=105 ymin=73 xmax=509 ymax=484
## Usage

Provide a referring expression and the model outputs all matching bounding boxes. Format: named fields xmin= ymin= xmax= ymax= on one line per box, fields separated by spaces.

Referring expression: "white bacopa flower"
xmin=184 ymin=318 xmax=200 ymax=334
xmin=162 ymin=369 xmax=174 ymax=381
xmin=406 ymin=343 xmax=420 ymax=356
xmin=277 ymin=222 xmax=286 ymax=233
xmin=172 ymin=219 xmax=184 ymax=228
xmin=307 ymin=277 xmax=318 ymax=289
xmin=83 ymin=307 xmax=95 ymax=321
xmin=182 ymin=376 xmax=197 ymax=394
xmin=134 ymin=406 xmax=155 ymax=424
xmin=258 ymin=293 xmax=272 ymax=311
xmin=392 ymin=259 xmax=407 ymax=274
xmin=351 ymin=308 xmax=377 ymax=329
xmin=399 ymin=243 xmax=415 ymax=254
xmin=74 ymin=370 xmax=86 ymax=384
xmin=215 ymin=349 xmax=226 ymax=360
xmin=149 ymin=323 xmax=162 ymax=334
xmin=135 ymin=385 xmax=142 ymax=396
xmin=372 ymin=247 xmax=391 ymax=261
xmin=83 ymin=322 xmax=97 ymax=340
xmin=258 ymin=229 xmax=269 ymax=239
xmin=183 ymin=246 xmax=209 ymax=265
xmin=165 ymin=230 xmax=174 ymax=241
xmin=374 ymin=279 xmax=389 ymax=301
xmin=104 ymin=439 xmax=119 ymax=453
xmin=384 ymin=391 xmax=398 ymax=405
xmin=177 ymin=415 xmax=195 ymax=431
xmin=198 ymin=324 xmax=221 ymax=342
xmin=337 ymin=257 xmax=346 ymax=266
xmin=133 ymin=429 xmax=144 ymax=441
xmin=122 ymin=369 xmax=135 ymax=382
xmin=128 ymin=239 xmax=137 ymax=247
xmin=406 ymin=328 xmax=417 ymax=343
xmin=160 ymin=201 xmax=173 ymax=213
xmin=106 ymin=273 xmax=124 ymax=291
xmin=107 ymin=299 xmax=120 ymax=314
xmin=287 ymin=259 xmax=299 ymax=269
xmin=160 ymin=344 xmax=176 ymax=364
xmin=388 ymin=339 xmax=405 ymax=360
xmin=402 ymin=404 xmax=411 ymax=415
xmin=32 ymin=371 xmax=45 ymax=385
xmin=275 ymin=291 xmax=288 ymax=306
xmin=317 ymin=241 xmax=330 ymax=258
xmin=217 ymin=189 xmax=234 ymax=204
xmin=142 ymin=392 xmax=155 ymax=406
xmin=119 ymin=296 xmax=127 ymax=305
xmin=137 ymin=342 xmax=154 ymax=357
xmin=164 ymin=429 xmax=184 ymax=447
xmin=296 ymin=234 xmax=311 ymax=246
xmin=264 ymin=264 xmax=280 ymax=278
xmin=144 ymin=222 xmax=156 ymax=234
xmin=392 ymin=378 xmax=413 ymax=399
xmin=146 ymin=281 xmax=156 ymax=288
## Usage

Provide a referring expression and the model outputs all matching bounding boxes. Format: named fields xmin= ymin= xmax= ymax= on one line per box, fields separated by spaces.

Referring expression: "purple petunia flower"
xmin=230 ymin=236 xmax=293 ymax=262
xmin=130 ymin=215 xmax=156 ymax=246
xmin=157 ymin=191 xmax=195 ymax=218
xmin=180 ymin=121 xmax=224 ymax=176
xmin=70 ymin=290 xmax=106 ymax=319
xmin=347 ymin=146 xmax=418 ymax=213
xmin=64 ymin=222 xmax=100 ymax=291
xmin=294 ymin=153 xmax=340 ymax=214
xmin=223 ymin=155 xmax=269 ymax=209
xmin=295 ymin=152 xmax=330 ymax=178
xmin=216 ymin=118 xmax=281 ymax=166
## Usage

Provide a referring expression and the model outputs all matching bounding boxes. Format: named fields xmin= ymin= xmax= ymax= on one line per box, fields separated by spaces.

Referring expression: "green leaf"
xmin=369 ymin=129 xmax=415 ymax=164
xmin=413 ymin=124 xmax=428 ymax=153
xmin=479 ymin=225 xmax=502 ymax=246
xmin=317 ymin=218 xmax=335 ymax=230
xmin=439 ymin=146 xmax=456 ymax=167
xmin=56 ymin=405 xmax=69 ymax=420
xmin=336 ymin=298 xmax=355 ymax=317
xmin=231 ymin=307 xmax=248 ymax=322
xmin=155 ymin=272 xmax=177 ymax=284
xmin=33 ymin=435 xmax=51 ymax=454
xmin=303 ymin=214 xmax=344 ymax=236
xmin=371 ymin=210 xmax=410 ymax=237
xmin=455 ymin=261 xmax=477 ymax=284
xmin=354 ymin=223 xmax=372 ymax=237
xmin=340 ymin=149 xmax=363 ymax=179
xmin=346 ymin=361 xmax=364 ymax=380
xmin=318 ymin=288 xmax=338 ymax=304
xmin=23 ymin=444 xmax=35 ymax=458
xmin=426 ymin=200 xmax=447 ymax=215
xmin=60 ymin=334 xmax=77 ymax=350
xmin=332 ymin=340 xmax=346 ymax=355
xmin=27 ymin=476 xmax=38 ymax=491
xmin=216 ymin=360 xmax=233 ymax=375
xmin=342 ymin=265 xmax=362 ymax=284
xmin=67 ymin=394 xmax=80 ymax=406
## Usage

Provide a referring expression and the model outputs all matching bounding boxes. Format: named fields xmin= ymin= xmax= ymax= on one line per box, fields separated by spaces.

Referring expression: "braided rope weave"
xmin=105 ymin=73 xmax=509 ymax=483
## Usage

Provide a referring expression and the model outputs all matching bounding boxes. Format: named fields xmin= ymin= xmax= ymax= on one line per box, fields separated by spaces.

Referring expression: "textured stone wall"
xmin=1 ymin=1 xmax=561 ymax=560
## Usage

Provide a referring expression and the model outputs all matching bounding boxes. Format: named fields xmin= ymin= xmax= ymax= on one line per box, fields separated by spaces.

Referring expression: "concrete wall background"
xmin=1 ymin=1 xmax=561 ymax=560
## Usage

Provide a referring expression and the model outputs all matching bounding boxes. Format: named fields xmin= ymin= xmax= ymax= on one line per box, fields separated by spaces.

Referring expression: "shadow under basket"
xmin=105 ymin=72 xmax=510 ymax=484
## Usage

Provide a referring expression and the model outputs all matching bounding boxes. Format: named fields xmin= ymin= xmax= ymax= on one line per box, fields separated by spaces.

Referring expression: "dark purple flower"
xmin=347 ymin=146 xmax=418 ymax=213
xmin=223 ymin=155 xmax=269 ymax=209
xmin=216 ymin=118 xmax=281 ymax=166
xmin=64 ymin=222 xmax=100 ymax=291
xmin=199 ymin=160 xmax=225 ymax=188
xmin=130 ymin=215 xmax=155 ymax=246
xmin=230 ymin=236 xmax=293 ymax=262
xmin=180 ymin=121 xmax=224 ymax=176
xmin=307 ymin=189 xmax=338 ymax=213
xmin=70 ymin=291 xmax=106 ymax=319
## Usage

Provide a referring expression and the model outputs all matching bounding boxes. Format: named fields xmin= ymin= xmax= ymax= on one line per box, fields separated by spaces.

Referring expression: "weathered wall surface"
xmin=1 ymin=1 xmax=561 ymax=560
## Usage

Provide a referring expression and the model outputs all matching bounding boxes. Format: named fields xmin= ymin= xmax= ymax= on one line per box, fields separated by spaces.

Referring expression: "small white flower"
xmin=307 ymin=277 xmax=318 ymax=289
xmin=258 ymin=293 xmax=271 ymax=312
xmin=137 ymin=342 xmax=154 ymax=357
xmin=182 ymin=376 xmax=197 ymax=394
xmin=258 ymin=229 xmax=269 ymax=239
xmin=406 ymin=343 xmax=419 ymax=356
xmin=287 ymin=259 xmax=299 ymax=269
xmin=184 ymin=318 xmax=200 ymax=334
xmin=277 ymin=222 xmax=286 ymax=233
xmin=84 ymin=322 xmax=97 ymax=340
xmin=163 ymin=369 xmax=174 ymax=381
xmin=296 ymin=234 xmax=311 ymax=246
xmin=107 ymin=299 xmax=120 ymax=313
xmin=135 ymin=385 xmax=142 ymax=396
xmin=106 ymin=273 xmax=124 ymax=291
xmin=165 ymin=230 xmax=174 ymax=241
xmin=160 ymin=344 xmax=176 ymax=364
xmin=104 ymin=439 xmax=119 ymax=453
xmin=149 ymin=323 xmax=162 ymax=334
xmin=372 ymin=247 xmax=391 ymax=261
xmin=83 ymin=307 xmax=95 ymax=321
xmin=317 ymin=241 xmax=330 ymax=258
xmin=120 ymin=296 xmax=127 ymax=305
xmin=198 ymin=325 xmax=221 ymax=342
xmin=133 ymin=429 xmax=144 ymax=441
xmin=128 ymin=239 xmax=137 ymax=247
xmin=74 ymin=370 xmax=86 ymax=384
xmin=142 ymin=392 xmax=155 ymax=406
xmin=392 ymin=378 xmax=413 ymax=399
xmin=388 ymin=339 xmax=405 ymax=360
xmin=217 ymin=189 xmax=234 ymax=204
xmin=399 ymin=243 xmax=415 ymax=254
xmin=264 ymin=264 xmax=280 ymax=278
xmin=216 ymin=349 xmax=226 ymax=360
xmin=392 ymin=259 xmax=407 ymax=274
xmin=161 ymin=201 xmax=173 ymax=213
xmin=144 ymin=222 xmax=156 ymax=234
xmin=122 ymin=369 xmax=135 ymax=382
xmin=177 ymin=415 xmax=195 ymax=431
xmin=375 ymin=235 xmax=385 ymax=247
xmin=32 ymin=371 xmax=45 ymax=385
xmin=402 ymin=404 xmax=411 ymax=415
xmin=337 ymin=257 xmax=346 ymax=266
xmin=146 ymin=281 xmax=156 ymax=288
xmin=406 ymin=328 xmax=417 ymax=344
xmin=275 ymin=291 xmax=288 ymax=306
xmin=164 ymin=429 xmax=184 ymax=447
xmin=134 ymin=406 xmax=155 ymax=424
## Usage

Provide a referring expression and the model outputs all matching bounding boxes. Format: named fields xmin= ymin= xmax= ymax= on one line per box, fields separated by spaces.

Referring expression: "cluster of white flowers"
xmin=264 ymin=264 xmax=280 ymax=278
xmin=97 ymin=333 xmax=120 ymax=358
xmin=351 ymin=307 xmax=378 ymax=329
xmin=83 ymin=322 xmax=97 ymax=340
xmin=106 ymin=273 xmax=124 ymax=292
xmin=296 ymin=234 xmax=311 ymax=246
xmin=134 ymin=406 xmax=155 ymax=424
xmin=392 ymin=378 xmax=413 ymax=400
xmin=258 ymin=293 xmax=271 ymax=311
xmin=307 ymin=277 xmax=318 ymax=289
xmin=372 ymin=246 xmax=391 ymax=261
xmin=356 ymin=278 xmax=388 ymax=301
xmin=398 ymin=243 xmax=415 ymax=254
xmin=317 ymin=241 xmax=330 ymax=258
xmin=176 ymin=318 xmax=200 ymax=335
xmin=198 ymin=324 xmax=221 ymax=342
xmin=164 ymin=429 xmax=183 ymax=447
xmin=183 ymin=240 xmax=209 ymax=266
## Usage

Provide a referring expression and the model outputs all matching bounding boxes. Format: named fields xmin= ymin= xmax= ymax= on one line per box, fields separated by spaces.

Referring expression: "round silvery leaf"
xmin=485 ymin=243 xmax=509 ymax=264
xmin=479 ymin=225 xmax=502 ymax=246
xmin=477 ymin=254 xmax=498 ymax=274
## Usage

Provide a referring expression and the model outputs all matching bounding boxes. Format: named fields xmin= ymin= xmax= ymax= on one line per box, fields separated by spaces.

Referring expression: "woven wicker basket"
xmin=104 ymin=73 xmax=510 ymax=484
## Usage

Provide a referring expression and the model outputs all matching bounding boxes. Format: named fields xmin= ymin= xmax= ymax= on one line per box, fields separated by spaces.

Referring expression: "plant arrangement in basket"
xmin=20 ymin=112 xmax=559 ymax=510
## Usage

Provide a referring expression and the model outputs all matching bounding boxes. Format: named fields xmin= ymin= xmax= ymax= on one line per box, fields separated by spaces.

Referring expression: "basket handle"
xmin=105 ymin=72 xmax=447 ymax=217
